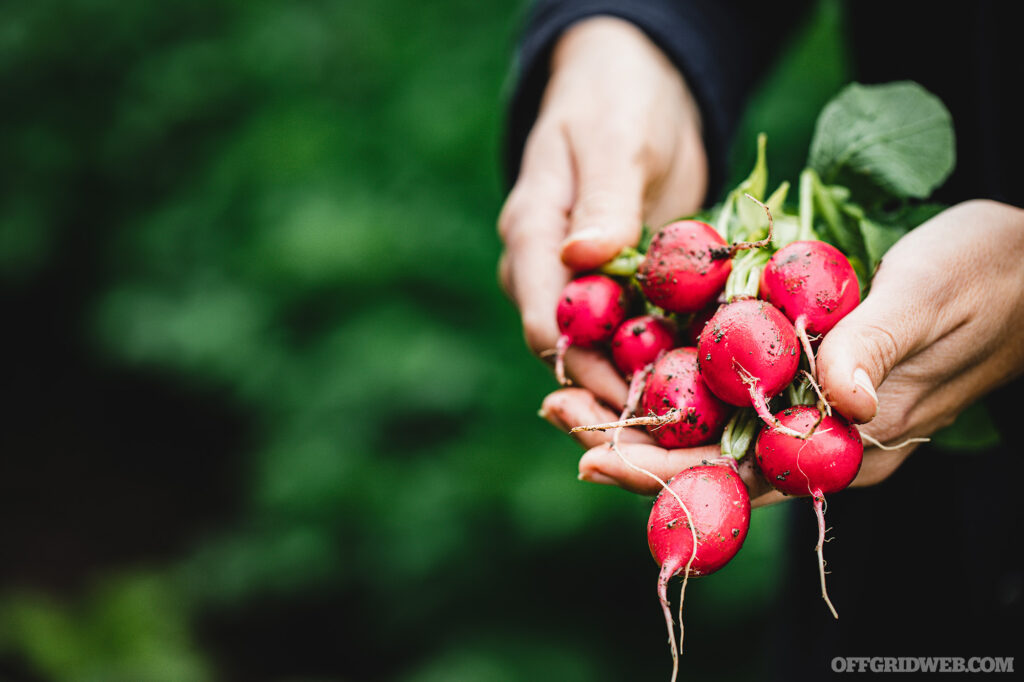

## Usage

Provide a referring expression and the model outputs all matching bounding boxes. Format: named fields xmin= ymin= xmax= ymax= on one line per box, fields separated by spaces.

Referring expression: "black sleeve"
xmin=503 ymin=0 xmax=815 ymax=200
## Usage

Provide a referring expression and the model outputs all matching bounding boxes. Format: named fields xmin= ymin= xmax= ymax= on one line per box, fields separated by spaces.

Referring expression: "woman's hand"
xmin=541 ymin=199 xmax=1024 ymax=507
xmin=498 ymin=17 xmax=708 ymax=409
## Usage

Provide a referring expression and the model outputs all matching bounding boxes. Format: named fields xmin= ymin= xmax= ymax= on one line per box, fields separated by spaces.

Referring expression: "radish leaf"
xmin=809 ymin=81 xmax=955 ymax=199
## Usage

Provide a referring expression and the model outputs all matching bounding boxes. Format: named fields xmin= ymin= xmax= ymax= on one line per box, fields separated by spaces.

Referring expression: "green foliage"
xmin=809 ymin=81 xmax=956 ymax=200
xmin=932 ymin=401 xmax=1003 ymax=452
xmin=0 ymin=574 xmax=210 ymax=682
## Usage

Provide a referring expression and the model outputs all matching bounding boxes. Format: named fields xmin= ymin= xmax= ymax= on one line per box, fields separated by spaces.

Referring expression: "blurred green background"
xmin=0 ymin=1 xmax=848 ymax=680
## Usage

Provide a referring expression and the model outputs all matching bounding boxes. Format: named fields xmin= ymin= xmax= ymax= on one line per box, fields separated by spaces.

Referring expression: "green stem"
xmin=715 ymin=193 xmax=737 ymax=242
xmin=723 ymin=248 xmax=769 ymax=300
xmin=787 ymin=370 xmax=816 ymax=407
xmin=720 ymin=408 xmax=760 ymax=461
xmin=808 ymin=170 xmax=844 ymax=243
xmin=799 ymin=168 xmax=816 ymax=242
xmin=599 ymin=246 xmax=645 ymax=277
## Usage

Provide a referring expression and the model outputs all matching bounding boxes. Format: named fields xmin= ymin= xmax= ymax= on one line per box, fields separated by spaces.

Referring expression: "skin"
xmin=507 ymin=20 xmax=1024 ymax=506
xmin=497 ymin=17 xmax=707 ymax=408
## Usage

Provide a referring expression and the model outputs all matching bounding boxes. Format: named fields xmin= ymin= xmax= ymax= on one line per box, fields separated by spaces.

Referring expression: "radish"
xmin=635 ymin=221 xmax=731 ymax=314
xmin=696 ymin=299 xmax=800 ymax=432
xmin=639 ymin=348 xmax=731 ymax=448
xmin=754 ymin=405 xmax=863 ymax=618
xmin=760 ymin=240 xmax=860 ymax=376
xmin=553 ymin=274 xmax=627 ymax=385
xmin=610 ymin=315 xmax=677 ymax=431
xmin=648 ymin=463 xmax=750 ymax=681
xmin=611 ymin=315 xmax=676 ymax=378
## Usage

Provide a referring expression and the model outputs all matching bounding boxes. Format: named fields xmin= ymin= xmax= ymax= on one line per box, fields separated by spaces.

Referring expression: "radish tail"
xmin=861 ymin=433 xmax=930 ymax=451
xmin=658 ymin=563 xmax=680 ymax=682
xmin=612 ymin=364 xmax=653 ymax=450
xmin=812 ymin=490 xmax=839 ymax=619
xmin=737 ymin=366 xmax=822 ymax=439
xmin=716 ymin=194 xmax=776 ymax=258
xmin=571 ymin=408 xmax=690 ymax=434
xmin=795 ymin=315 xmax=817 ymax=380
xmin=554 ymin=334 xmax=571 ymax=386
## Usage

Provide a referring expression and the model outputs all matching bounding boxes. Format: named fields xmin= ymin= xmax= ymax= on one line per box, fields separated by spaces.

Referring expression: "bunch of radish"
xmin=544 ymin=92 xmax=956 ymax=678
xmin=538 ymin=83 xmax=958 ymax=679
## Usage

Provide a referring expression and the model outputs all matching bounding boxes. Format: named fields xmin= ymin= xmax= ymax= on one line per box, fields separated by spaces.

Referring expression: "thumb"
xmin=560 ymin=150 xmax=645 ymax=270
xmin=815 ymin=282 xmax=936 ymax=424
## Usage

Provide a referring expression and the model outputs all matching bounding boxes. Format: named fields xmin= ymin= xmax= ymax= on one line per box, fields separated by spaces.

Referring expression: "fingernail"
xmin=852 ymin=368 xmax=878 ymax=405
xmin=578 ymin=470 xmax=618 ymax=486
xmin=562 ymin=227 xmax=605 ymax=247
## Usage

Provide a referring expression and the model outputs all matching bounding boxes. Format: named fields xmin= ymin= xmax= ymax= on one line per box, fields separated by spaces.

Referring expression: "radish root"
xmin=554 ymin=334 xmax=571 ymax=386
xmin=712 ymin=193 xmax=776 ymax=260
xmin=795 ymin=316 xmax=817 ymax=380
xmin=861 ymin=433 xmax=930 ymax=451
xmin=736 ymin=363 xmax=822 ymax=439
xmin=812 ymin=490 xmax=839 ymax=619
xmin=570 ymin=407 xmax=693 ymax=434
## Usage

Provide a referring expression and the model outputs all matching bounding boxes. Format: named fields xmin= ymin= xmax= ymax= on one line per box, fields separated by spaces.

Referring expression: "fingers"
xmin=578 ymin=441 xmax=721 ymax=495
xmin=562 ymin=349 xmax=630 ymax=410
xmin=498 ymin=125 xmax=574 ymax=351
xmin=561 ymin=141 xmax=646 ymax=270
xmin=540 ymin=388 xmax=653 ymax=449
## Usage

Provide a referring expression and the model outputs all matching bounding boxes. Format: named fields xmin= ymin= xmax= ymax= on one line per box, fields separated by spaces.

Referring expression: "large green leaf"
xmin=809 ymin=81 xmax=955 ymax=199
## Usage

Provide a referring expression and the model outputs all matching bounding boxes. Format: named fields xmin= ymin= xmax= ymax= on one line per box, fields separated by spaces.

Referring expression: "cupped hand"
xmin=541 ymin=200 xmax=1024 ymax=507
xmin=498 ymin=16 xmax=708 ymax=408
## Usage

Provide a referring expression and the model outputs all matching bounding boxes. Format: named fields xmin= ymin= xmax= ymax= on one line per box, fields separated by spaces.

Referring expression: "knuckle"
xmin=859 ymin=320 xmax=903 ymax=380
xmin=497 ymin=192 xmax=522 ymax=242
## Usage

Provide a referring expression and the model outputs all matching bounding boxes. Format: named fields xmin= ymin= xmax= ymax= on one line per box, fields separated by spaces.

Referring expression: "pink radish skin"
xmin=640 ymin=348 xmax=732 ymax=448
xmin=696 ymin=299 xmax=800 ymax=429
xmin=611 ymin=315 xmax=676 ymax=377
xmin=637 ymin=221 xmax=731 ymax=314
xmin=754 ymin=405 xmax=864 ymax=619
xmin=754 ymin=405 xmax=863 ymax=497
xmin=760 ymin=240 xmax=860 ymax=337
xmin=648 ymin=464 xmax=750 ymax=677
xmin=554 ymin=275 xmax=627 ymax=385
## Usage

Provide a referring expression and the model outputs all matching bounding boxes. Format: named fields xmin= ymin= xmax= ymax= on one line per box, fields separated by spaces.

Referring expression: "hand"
xmin=815 ymin=199 xmax=1024 ymax=484
xmin=541 ymin=200 xmax=1024 ymax=506
xmin=498 ymin=17 xmax=708 ymax=408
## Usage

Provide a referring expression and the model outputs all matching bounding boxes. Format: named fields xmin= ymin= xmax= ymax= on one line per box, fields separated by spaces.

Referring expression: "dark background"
xmin=0 ymin=1 xmax=855 ymax=679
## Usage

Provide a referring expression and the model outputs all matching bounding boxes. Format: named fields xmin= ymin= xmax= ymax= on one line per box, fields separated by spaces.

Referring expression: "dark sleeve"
xmin=504 ymin=0 xmax=814 ymax=200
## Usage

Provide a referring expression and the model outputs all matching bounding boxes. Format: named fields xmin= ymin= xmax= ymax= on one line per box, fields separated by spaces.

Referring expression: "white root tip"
xmin=554 ymin=335 xmax=571 ymax=386
xmin=861 ymin=433 xmax=930 ymax=451
xmin=812 ymin=493 xmax=839 ymax=619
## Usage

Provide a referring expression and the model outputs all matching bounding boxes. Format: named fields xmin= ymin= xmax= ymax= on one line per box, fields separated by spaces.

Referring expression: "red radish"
xmin=611 ymin=315 xmax=676 ymax=377
xmin=610 ymin=315 xmax=677 ymax=437
xmin=760 ymin=240 xmax=860 ymax=375
xmin=639 ymin=348 xmax=731 ymax=448
xmin=648 ymin=463 xmax=750 ymax=680
xmin=696 ymin=299 xmax=800 ymax=431
xmin=754 ymin=405 xmax=863 ymax=618
xmin=553 ymin=274 xmax=627 ymax=385
xmin=636 ymin=221 xmax=731 ymax=314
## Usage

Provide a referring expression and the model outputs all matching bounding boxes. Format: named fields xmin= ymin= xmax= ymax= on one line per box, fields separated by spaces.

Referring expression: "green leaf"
xmin=809 ymin=81 xmax=955 ymax=199
xmin=931 ymin=402 xmax=1002 ymax=452
xmin=859 ymin=202 xmax=946 ymax=272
